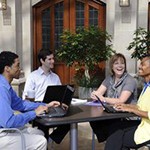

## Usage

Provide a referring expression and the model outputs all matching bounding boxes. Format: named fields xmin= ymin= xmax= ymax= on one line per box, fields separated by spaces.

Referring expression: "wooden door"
xmin=33 ymin=0 xmax=106 ymax=84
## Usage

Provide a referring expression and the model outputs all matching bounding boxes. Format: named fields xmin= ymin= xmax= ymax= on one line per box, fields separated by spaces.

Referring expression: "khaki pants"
xmin=0 ymin=126 xmax=47 ymax=150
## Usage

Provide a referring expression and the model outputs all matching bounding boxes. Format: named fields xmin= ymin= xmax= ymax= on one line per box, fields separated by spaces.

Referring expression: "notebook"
xmin=95 ymin=95 xmax=126 ymax=113
xmin=38 ymin=85 xmax=75 ymax=118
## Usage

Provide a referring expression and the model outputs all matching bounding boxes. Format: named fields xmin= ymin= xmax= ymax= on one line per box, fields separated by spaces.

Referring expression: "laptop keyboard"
xmin=37 ymin=106 xmax=67 ymax=118
xmin=104 ymin=105 xmax=127 ymax=113
xmin=48 ymin=107 xmax=66 ymax=114
xmin=46 ymin=107 xmax=67 ymax=117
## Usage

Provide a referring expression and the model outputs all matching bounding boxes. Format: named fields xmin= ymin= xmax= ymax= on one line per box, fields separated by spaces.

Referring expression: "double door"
xmin=33 ymin=0 xmax=106 ymax=84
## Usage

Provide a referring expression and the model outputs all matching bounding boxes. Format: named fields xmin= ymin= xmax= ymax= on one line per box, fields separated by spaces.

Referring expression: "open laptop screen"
xmin=43 ymin=85 xmax=74 ymax=106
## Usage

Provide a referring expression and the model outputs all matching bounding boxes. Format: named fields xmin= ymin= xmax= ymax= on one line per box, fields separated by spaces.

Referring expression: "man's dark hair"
xmin=38 ymin=49 xmax=53 ymax=66
xmin=0 ymin=51 xmax=18 ymax=74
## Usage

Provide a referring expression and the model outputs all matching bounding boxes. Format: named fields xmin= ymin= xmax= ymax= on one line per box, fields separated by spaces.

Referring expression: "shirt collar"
xmin=144 ymin=81 xmax=150 ymax=87
xmin=141 ymin=81 xmax=150 ymax=94
xmin=38 ymin=67 xmax=52 ymax=75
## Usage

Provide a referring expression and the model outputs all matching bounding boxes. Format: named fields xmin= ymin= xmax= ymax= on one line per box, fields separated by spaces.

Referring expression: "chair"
xmin=0 ymin=128 xmax=25 ymax=150
xmin=146 ymin=144 xmax=150 ymax=150
xmin=134 ymin=144 xmax=150 ymax=150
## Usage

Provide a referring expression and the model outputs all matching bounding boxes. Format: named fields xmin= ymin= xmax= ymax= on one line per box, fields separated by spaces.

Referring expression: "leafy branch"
xmin=127 ymin=27 xmax=150 ymax=59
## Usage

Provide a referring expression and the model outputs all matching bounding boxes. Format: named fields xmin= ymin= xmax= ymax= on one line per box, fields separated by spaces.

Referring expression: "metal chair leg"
xmin=1 ymin=128 xmax=25 ymax=150
xmin=92 ymin=130 xmax=95 ymax=150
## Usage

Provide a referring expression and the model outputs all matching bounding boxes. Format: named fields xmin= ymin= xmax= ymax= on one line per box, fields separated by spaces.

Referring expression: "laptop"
xmin=38 ymin=85 xmax=75 ymax=118
xmin=95 ymin=95 xmax=125 ymax=113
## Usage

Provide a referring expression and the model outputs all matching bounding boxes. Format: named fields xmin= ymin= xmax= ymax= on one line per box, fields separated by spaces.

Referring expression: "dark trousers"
xmin=49 ymin=124 xmax=70 ymax=144
xmin=33 ymin=121 xmax=70 ymax=144
xmin=105 ymin=124 xmax=150 ymax=150
xmin=90 ymin=119 xmax=149 ymax=150
xmin=90 ymin=119 xmax=140 ymax=146
xmin=90 ymin=119 xmax=126 ymax=142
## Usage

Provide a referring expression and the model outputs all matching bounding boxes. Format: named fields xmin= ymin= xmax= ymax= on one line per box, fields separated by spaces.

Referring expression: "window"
xmin=33 ymin=0 xmax=106 ymax=84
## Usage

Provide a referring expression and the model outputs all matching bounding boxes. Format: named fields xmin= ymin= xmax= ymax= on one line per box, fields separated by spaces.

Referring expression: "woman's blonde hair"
xmin=109 ymin=53 xmax=127 ymax=75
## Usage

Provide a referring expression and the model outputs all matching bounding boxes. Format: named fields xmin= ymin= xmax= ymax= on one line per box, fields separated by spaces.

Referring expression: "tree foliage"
xmin=127 ymin=27 xmax=150 ymax=59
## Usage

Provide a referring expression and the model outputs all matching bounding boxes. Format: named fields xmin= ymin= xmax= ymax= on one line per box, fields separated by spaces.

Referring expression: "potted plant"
xmin=127 ymin=27 xmax=150 ymax=98
xmin=56 ymin=26 xmax=114 ymax=99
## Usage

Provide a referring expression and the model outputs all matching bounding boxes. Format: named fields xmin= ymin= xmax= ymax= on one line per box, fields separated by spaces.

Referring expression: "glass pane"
xmin=76 ymin=1 xmax=84 ymax=29
xmin=42 ymin=8 xmax=50 ymax=49
xmin=89 ymin=6 xmax=98 ymax=26
xmin=55 ymin=2 xmax=64 ymax=50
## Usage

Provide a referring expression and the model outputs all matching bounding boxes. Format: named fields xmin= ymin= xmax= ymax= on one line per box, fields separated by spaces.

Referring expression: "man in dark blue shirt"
xmin=0 ymin=51 xmax=60 ymax=150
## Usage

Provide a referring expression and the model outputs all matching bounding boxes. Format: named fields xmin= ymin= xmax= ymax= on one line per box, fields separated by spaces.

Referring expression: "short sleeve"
xmin=122 ymin=75 xmax=137 ymax=93
xmin=102 ymin=76 xmax=112 ymax=88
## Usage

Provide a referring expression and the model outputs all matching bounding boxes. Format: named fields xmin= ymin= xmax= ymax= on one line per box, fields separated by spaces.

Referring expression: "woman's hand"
xmin=91 ymin=90 xmax=97 ymax=99
xmin=91 ymin=91 xmax=106 ymax=103
xmin=114 ymin=103 xmax=138 ymax=113
xmin=114 ymin=103 xmax=149 ymax=118
xmin=91 ymin=91 xmax=103 ymax=100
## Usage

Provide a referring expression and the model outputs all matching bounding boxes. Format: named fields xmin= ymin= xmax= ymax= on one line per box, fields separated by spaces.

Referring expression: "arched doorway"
xmin=33 ymin=0 xmax=106 ymax=84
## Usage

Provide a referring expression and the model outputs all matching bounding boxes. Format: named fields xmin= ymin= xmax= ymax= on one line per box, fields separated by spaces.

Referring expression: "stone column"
xmin=22 ymin=0 xmax=33 ymax=78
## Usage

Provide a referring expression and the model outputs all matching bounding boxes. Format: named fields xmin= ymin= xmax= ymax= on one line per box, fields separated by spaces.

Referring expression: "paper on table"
xmin=71 ymin=98 xmax=87 ymax=105
xmin=85 ymin=100 xmax=102 ymax=106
